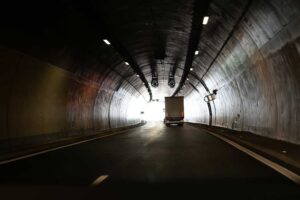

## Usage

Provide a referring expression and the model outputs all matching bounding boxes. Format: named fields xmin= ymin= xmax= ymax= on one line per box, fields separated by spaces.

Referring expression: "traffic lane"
xmin=0 ymin=122 xmax=299 ymax=199
xmin=0 ymin=123 xmax=161 ymax=185
xmin=104 ymin=123 xmax=293 ymax=182
xmin=0 ymin=122 xmax=297 ymax=184
xmin=96 ymin=123 xmax=300 ymax=199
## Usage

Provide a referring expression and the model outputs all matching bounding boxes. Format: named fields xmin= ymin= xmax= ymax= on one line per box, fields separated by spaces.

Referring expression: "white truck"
xmin=164 ymin=96 xmax=184 ymax=126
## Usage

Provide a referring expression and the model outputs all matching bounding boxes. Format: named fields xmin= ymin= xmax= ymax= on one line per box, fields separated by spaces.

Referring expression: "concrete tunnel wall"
xmin=185 ymin=0 xmax=300 ymax=145
xmin=0 ymin=46 xmax=145 ymax=153
xmin=0 ymin=0 xmax=300 ymax=155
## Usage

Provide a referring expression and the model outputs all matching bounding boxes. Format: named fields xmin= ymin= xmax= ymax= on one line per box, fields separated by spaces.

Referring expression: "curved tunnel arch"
xmin=0 ymin=0 xmax=299 ymax=154
xmin=184 ymin=0 xmax=300 ymax=144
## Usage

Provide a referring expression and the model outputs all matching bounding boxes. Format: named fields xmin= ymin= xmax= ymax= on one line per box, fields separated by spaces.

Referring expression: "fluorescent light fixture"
xmin=195 ymin=50 xmax=199 ymax=55
xmin=125 ymin=62 xmax=129 ymax=66
xmin=203 ymin=16 xmax=209 ymax=25
xmin=190 ymin=67 xmax=194 ymax=71
xmin=103 ymin=39 xmax=111 ymax=45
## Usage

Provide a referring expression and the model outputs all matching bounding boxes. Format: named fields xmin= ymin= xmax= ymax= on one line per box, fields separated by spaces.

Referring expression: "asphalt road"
xmin=0 ymin=122 xmax=299 ymax=199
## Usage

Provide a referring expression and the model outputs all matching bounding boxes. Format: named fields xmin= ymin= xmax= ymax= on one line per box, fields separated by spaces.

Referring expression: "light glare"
xmin=203 ymin=16 xmax=209 ymax=25
xmin=103 ymin=39 xmax=111 ymax=45
xmin=195 ymin=50 xmax=199 ymax=55
xmin=142 ymin=101 xmax=165 ymax=122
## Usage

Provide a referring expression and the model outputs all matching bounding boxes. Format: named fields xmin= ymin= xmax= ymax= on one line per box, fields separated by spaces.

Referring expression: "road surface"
xmin=0 ymin=122 xmax=299 ymax=199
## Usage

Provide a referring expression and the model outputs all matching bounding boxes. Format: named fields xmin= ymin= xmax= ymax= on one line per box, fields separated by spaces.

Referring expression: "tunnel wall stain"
xmin=0 ymin=47 xmax=143 ymax=154
xmin=185 ymin=0 xmax=300 ymax=144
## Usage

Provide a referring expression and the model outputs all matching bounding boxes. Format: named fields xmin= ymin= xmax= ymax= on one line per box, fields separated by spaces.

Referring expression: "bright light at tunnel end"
xmin=203 ymin=16 xmax=209 ymax=25
xmin=142 ymin=101 xmax=165 ymax=122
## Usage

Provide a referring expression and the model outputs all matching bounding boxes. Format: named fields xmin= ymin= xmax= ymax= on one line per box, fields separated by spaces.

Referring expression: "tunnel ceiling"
xmin=0 ymin=0 xmax=236 ymax=101
xmin=1 ymin=0 xmax=297 ymax=101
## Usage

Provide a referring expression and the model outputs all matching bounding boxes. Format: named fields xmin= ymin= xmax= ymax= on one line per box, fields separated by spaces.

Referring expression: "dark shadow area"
xmin=1 ymin=181 xmax=300 ymax=200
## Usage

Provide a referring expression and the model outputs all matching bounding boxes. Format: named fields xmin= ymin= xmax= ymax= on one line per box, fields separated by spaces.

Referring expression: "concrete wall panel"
xmin=0 ymin=47 xmax=145 ymax=153
xmin=185 ymin=0 xmax=300 ymax=144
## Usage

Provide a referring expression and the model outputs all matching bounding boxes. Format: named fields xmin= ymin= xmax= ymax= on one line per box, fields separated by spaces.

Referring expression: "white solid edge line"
xmin=0 ymin=130 xmax=128 ymax=165
xmin=201 ymin=128 xmax=300 ymax=186
xmin=91 ymin=175 xmax=109 ymax=186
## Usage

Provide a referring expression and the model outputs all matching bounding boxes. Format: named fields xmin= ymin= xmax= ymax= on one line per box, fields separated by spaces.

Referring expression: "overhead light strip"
xmin=203 ymin=16 xmax=209 ymax=25
xmin=103 ymin=39 xmax=111 ymax=45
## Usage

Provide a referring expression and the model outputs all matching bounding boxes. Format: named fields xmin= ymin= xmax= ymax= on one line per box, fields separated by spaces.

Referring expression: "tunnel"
xmin=0 ymin=0 xmax=300 ymax=199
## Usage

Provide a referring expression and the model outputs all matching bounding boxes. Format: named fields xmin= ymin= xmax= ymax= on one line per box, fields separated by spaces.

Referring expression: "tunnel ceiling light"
xmin=203 ymin=16 xmax=209 ymax=25
xmin=136 ymin=74 xmax=140 ymax=77
xmin=125 ymin=62 xmax=129 ymax=66
xmin=103 ymin=39 xmax=111 ymax=45
xmin=190 ymin=67 xmax=194 ymax=71
xmin=195 ymin=50 xmax=199 ymax=55
xmin=187 ymin=78 xmax=189 ymax=81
